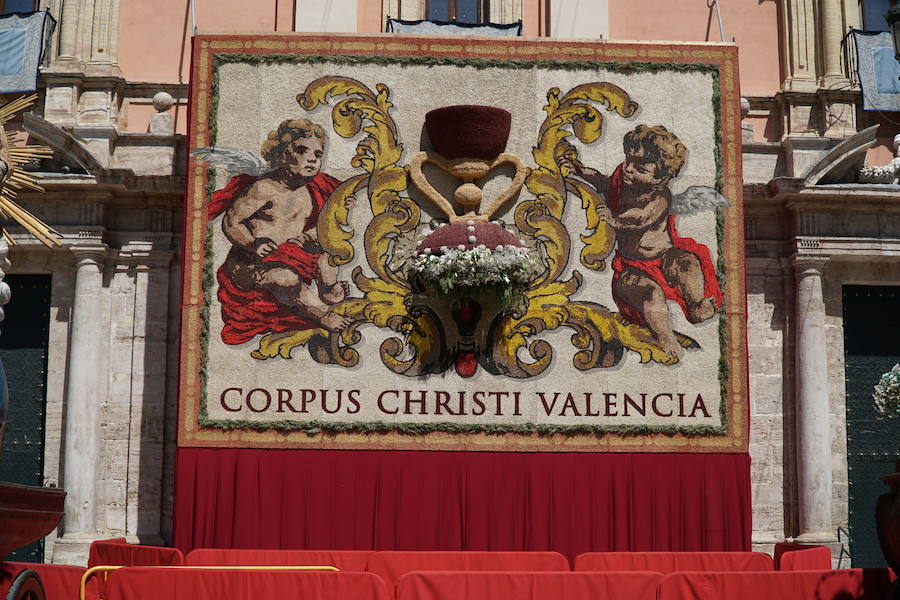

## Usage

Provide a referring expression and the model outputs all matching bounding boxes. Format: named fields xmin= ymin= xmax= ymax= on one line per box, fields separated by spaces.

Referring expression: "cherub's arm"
xmin=598 ymin=190 xmax=669 ymax=230
xmin=222 ymin=183 xmax=271 ymax=252
xmin=558 ymin=157 xmax=609 ymax=194
xmin=573 ymin=167 xmax=609 ymax=195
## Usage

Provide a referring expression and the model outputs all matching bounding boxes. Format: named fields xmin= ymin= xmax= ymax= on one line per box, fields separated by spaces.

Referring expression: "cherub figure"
xmin=565 ymin=124 xmax=724 ymax=358
xmin=200 ymin=118 xmax=352 ymax=346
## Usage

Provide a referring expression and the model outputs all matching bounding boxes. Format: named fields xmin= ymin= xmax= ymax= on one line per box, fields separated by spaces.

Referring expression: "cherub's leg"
xmin=615 ymin=268 xmax=683 ymax=359
xmin=316 ymin=253 xmax=348 ymax=304
xmin=661 ymin=249 xmax=716 ymax=323
xmin=258 ymin=266 xmax=351 ymax=332
xmin=223 ymin=255 xmax=258 ymax=290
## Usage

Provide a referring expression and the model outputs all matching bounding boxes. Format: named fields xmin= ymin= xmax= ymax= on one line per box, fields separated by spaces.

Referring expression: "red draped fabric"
xmin=366 ymin=551 xmax=568 ymax=588
xmin=185 ymin=549 xmax=373 ymax=570
xmin=574 ymin=551 xmax=773 ymax=573
xmin=773 ymin=542 xmax=830 ymax=570
xmin=395 ymin=571 xmax=663 ymax=600
xmin=102 ymin=567 xmax=390 ymax=600
xmin=0 ymin=562 xmax=100 ymax=600
xmin=209 ymin=171 xmax=342 ymax=345
xmin=778 ymin=547 xmax=833 ymax=571
xmin=88 ymin=539 xmax=184 ymax=567
xmin=174 ymin=449 xmax=751 ymax=562
xmin=657 ymin=569 xmax=896 ymax=600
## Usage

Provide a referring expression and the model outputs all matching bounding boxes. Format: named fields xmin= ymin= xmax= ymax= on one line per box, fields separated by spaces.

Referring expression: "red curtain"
xmin=174 ymin=449 xmax=750 ymax=562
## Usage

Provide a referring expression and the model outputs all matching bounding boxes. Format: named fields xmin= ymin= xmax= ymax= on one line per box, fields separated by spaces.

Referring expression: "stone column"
xmin=89 ymin=0 xmax=120 ymax=64
xmin=53 ymin=246 xmax=107 ymax=564
xmin=782 ymin=0 xmax=819 ymax=92
xmin=820 ymin=0 xmax=846 ymax=87
xmin=57 ymin=0 xmax=82 ymax=60
xmin=792 ymin=256 xmax=834 ymax=541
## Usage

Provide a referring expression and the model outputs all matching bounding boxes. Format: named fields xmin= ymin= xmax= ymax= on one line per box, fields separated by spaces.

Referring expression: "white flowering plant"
xmin=408 ymin=245 xmax=540 ymax=306
xmin=873 ymin=363 xmax=900 ymax=419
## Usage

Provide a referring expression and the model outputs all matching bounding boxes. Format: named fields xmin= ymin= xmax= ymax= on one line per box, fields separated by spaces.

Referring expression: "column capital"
xmin=791 ymin=254 xmax=828 ymax=274
xmin=69 ymin=244 xmax=108 ymax=267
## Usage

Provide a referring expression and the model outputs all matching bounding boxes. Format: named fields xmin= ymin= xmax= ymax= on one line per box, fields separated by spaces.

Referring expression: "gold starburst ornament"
xmin=0 ymin=94 xmax=58 ymax=248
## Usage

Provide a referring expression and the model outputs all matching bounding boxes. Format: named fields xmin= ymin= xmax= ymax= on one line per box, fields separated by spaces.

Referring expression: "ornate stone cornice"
xmin=775 ymin=88 xmax=861 ymax=104
xmin=754 ymin=180 xmax=900 ymax=215
xmin=30 ymin=174 xmax=185 ymax=196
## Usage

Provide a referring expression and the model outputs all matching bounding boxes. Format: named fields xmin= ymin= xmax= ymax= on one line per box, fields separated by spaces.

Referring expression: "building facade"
xmin=2 ymin=0 xmax=898 ymax=565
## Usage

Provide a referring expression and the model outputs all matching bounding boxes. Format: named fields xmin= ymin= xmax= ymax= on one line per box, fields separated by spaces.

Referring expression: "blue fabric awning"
xmin=385 ymin=18 xmax=521 ymax=36
xmin=853 ymin=29 xmax=900 ymax=111
xmin=0 ymin=11 xmax=54 ymax=94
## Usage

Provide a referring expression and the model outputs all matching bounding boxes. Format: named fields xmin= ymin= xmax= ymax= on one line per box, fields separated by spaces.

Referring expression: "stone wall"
xmin=743 ymin=167 xmax=900 ymax=563
xmin=747 ymin=257 xmax=791 ymax=551
xmin=7 ymin=176 xmax=182 ymax=563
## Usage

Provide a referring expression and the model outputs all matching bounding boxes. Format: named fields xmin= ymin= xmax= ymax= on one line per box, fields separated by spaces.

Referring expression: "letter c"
xmin=220 ymin=388 xmax=243 ymax=413
xmin=377 ymin=390 xmax=399 ymax=414
xmin=652 ymin=393 xmax=674 ymax=417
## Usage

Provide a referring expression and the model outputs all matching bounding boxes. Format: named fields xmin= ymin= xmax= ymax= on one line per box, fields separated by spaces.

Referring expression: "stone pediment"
xmin=22 ymin=113 xmax=101 ymax=176
xmin=799 ymin=125 xmax=878 ymax=185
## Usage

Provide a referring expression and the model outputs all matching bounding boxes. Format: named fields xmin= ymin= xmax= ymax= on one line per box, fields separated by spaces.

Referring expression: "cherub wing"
xmin=670 ymin=185 xmax=729 ymax=215
xmin=191 ymin=147 xmax=271 ymax=177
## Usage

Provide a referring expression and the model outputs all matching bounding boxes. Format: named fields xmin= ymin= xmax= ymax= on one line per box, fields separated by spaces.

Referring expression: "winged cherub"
xmin=564 ymin=124 xmax=727 ymax=359
xmin=196 ymin=118 xmax=352 ymax=346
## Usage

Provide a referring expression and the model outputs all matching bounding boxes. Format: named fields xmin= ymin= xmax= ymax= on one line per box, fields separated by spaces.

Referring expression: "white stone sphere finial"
xmin=740 ymin=97 xmax=750 ymax=119
xmin=892 ymin=134 xmax=900 ymax=156
xmin=152 ymin=91 xmax=174 ymax=113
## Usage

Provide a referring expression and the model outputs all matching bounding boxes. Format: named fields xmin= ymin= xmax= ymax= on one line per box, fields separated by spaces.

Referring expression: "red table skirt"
xmin=186 ymin=548 xmax=373 ymax=570
xmin=657 ymin=569 xmax=897 ymax=600
xmin=575 ymin=551 xmax=773 ymax=573
xmin=366 ymin=551 xmax=568 ymax=588
xmin=88 ymin=539 xmax=184 ymax=568
xmin=103 ymin=567 xmax=390 ymax=600
xmin=396 ymin=571 xmax=663 ymax=600
xmin=0 ymin=562 xmax=99 ymax=600
xmin=773 ymin=543 xmax=832 ymax=571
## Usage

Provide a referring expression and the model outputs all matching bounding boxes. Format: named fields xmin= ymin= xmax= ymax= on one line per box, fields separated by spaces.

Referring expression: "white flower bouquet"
xmin=873 ymin=363 xmax=900 ymax=419
xmin=408 ymin=245 xmax=540 ymax=305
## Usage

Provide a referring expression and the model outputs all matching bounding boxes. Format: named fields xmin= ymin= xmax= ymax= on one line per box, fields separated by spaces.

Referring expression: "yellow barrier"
xmin=79 ymin=564 xmax=339 ymax=600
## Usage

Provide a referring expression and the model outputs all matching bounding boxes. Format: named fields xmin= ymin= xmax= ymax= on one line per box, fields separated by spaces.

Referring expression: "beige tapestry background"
xmin=179 ymin=36 xmax=746 ymax=452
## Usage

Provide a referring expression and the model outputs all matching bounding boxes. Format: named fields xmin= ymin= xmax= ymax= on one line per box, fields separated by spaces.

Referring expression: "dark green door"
xmin=843 ymin=285 xmax=900 ymax=568
xmin=0 ymin=274 xmax=51 ymax=562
